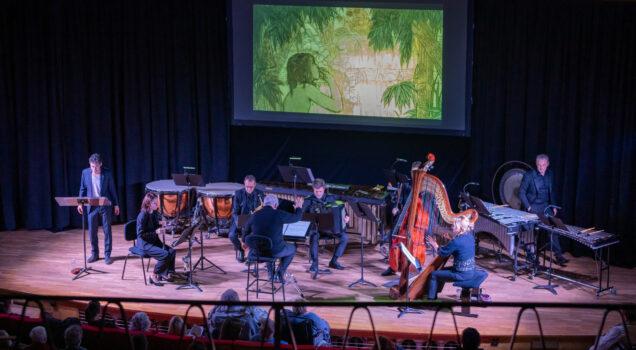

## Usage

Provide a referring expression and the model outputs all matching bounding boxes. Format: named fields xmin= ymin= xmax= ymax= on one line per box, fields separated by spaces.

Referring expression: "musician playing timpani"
xmin=426 ymin=215 xmax=489 ymax=301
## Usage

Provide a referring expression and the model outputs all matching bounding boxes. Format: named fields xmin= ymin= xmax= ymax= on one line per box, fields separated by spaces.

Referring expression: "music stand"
xmin=532 ymin=216 xmax=561 ymax=295
xmin=397 ymin=242 xmax=423 ymax=318
xmin=303 ymin=212 xmax=334 ymax=279
xmin=172 ymin=173 xmax=205 ymax=187
xmin=383 ymin=169 xmax=397 ymax=186
xmin=278 ymin=165 xmax=315 ymax=195
xmin=55 ymin=197 xmax=110 ymax=280
xmin=172 ymin=223 xmax=203 ymax=292
xmin=347 ymin=202 xmax=378 ymax=288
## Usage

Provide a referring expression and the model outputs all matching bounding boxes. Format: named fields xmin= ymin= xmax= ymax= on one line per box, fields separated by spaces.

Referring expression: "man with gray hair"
xmin=519 ymin=154 xmax=567 ymax=265
xmin=242 ymin=194 xmax=304 ymax=281
xmin=63 ymin=325 xmax=86 ymax=350
xmin=26 ymin=326 xmax=47 ymax=349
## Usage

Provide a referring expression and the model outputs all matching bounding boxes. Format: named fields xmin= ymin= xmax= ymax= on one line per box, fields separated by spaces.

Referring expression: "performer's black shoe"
xmin=148 ymin=276 xmax=164 ymax=287
xmin=328 ymin=260 xmax=345 ymax=270
xmin=87 ymin=255 xmax=98 ymax=263
xmin=104 ymin=256 xmax=113 ymax=265
xmin=381 ymin=267 xmax=395 ymax=276
xmin=236 ymin=249 xmax=245 ymax=263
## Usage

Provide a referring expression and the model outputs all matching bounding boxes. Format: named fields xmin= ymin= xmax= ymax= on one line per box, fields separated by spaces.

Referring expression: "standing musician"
xmin=136 ymin=192 xmax=177 ymax=285
xmin=519 ymin=154 xmax=568 ymax=266
xmin=242 ymin=194 xmax=304 ymax=282
xmin=77 ymin=153 xmax=120 ymax=265
xmin=229 ymin=175 xmax=265 ymax=263
xmin=426 ymin=215 xmax=488 ymax=300
xmin=303 ymin=178 xmax=350 ymax=272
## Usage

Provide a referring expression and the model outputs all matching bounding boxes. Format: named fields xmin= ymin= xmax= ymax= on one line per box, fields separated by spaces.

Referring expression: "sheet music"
xmin=399 ymin=242 xmax=422 ymax=271
xmin=282 ymin=221 xmax=311 ymax=239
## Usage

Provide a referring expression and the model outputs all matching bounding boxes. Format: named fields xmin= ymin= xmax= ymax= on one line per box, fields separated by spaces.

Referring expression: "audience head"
xmin=311 ymin=178 xmax=326 ymax=198
xmin=244 ymin=175 xmax=257 ymax=194
xmin=220 ymin=288 xmax=240 ymax=302
xmin=0 ymin=300 xmax=8 ymax=314
xmin=461 ymin=327 xmax=481 ymax=350
xmin=167 ymin=315 xmax=184 ymax=335
xmin=372 ymin=335 xmax=397 ymax=350
xmin=263 ymin=194 xmax=279 ymax=209
xmin=131 ymin=333 xmax=148 ymax=350
xmin=84 ymin=299 xmax=101 ymax=322
xmin=130 ymin=312 xmax=151 ymax=332
xmin=29 ymin=325 xmax=47 ymax=344
xmin=0 ymin=330 xmax=14 ymax=349
xmin=64 ymin=325 xmax=83 ymax=349
xmin=291 ymin=298 xmax=307 ymax=315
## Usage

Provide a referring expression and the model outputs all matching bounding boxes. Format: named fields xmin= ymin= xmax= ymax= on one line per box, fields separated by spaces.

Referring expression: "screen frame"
xmin=228 ymin=0 xmax=473 ymax=136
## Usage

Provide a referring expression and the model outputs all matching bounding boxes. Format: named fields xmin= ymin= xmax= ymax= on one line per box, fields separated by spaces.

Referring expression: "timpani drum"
xmin=197 ymin=182 xmax=243 ymax=233
xmin=145 ymin=180 xmax=192 ymax=219
xmin=197 ymin=189 xmax=235 ymax=222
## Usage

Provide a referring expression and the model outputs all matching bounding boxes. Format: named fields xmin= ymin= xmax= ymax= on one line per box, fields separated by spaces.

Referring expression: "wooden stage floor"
xmin=1 ymin=225 xmax=634 ymax=344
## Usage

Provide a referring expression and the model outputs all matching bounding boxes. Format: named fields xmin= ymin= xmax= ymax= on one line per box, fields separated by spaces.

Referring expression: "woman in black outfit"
xmin=136 ymin=192 xmax=176 ymax=284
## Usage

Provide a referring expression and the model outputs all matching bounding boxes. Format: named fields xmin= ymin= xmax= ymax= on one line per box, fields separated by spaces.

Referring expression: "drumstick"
xmin=580 ymin=227 xmax=596 ymax=233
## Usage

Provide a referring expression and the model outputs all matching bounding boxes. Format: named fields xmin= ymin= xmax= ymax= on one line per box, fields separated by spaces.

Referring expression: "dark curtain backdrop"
xmin=0 ymin=0 xmax=229 ymax=230
xmin=1 ymin=1 xmax=635 ymax=264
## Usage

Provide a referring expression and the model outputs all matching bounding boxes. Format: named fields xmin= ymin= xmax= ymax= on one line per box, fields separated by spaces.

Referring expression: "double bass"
xmin=389 ymin=154 xmax=478 ymax=300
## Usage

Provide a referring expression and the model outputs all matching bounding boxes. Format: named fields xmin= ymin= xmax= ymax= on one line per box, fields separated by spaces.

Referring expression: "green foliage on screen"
xmin=253 ymin=4 xmax=443 ymax=120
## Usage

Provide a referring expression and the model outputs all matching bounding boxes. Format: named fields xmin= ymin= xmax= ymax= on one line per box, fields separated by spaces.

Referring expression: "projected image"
xmin=253 ymin=5 xmax=443 ymax=119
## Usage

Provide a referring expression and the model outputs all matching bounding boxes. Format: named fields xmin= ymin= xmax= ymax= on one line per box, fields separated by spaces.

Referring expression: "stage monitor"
xmin=230 ymin=0 xmax=473 ymax=135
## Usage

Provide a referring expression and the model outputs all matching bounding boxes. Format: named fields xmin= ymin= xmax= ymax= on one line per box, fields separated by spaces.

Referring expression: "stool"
xmin=452 ymin=269 xmax=488 ymax=318
xmin=245 ymin=235 xmax=285 ymax=301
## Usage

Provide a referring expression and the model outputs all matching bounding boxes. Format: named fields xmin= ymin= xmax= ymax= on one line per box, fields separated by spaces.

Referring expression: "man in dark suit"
xmin=302 ymin=178 xmax=349 ymax=272
xmin=519 ymin=154 xmax=567 ymax=265
xmin=229 ymin=175 xmax=265 ymax=263
xmin=77 ymin=153 xmax=119 ymax=264
xmin=242 ymin=194 xmax=303 ymax=281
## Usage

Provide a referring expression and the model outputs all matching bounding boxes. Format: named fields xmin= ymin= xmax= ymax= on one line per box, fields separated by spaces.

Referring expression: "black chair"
xmin=244 ymin=234 xmax=285 ymax=301
xmin=121 ymin=220 xmax=150 ymax=285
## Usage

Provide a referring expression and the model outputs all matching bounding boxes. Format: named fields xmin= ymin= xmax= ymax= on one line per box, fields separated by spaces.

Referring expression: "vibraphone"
xmin=473 ymin=201 xmax=539 ymax=277
xmin=538 ymin=222 xmax=619 ymax=296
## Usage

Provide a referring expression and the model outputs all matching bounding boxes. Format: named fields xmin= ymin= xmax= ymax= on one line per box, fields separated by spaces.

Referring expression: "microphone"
xmin=395 ymin=158 xmax=408 ymax=163
xmin=466 ymin=182 xmax=480 ymax=187
xmin=289 ymin=156 xmax=302 ymax=161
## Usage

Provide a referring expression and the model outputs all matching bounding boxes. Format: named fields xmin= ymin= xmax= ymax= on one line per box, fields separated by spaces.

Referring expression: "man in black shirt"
xmin=230 ymin=175 xmax=265 ymax=262
xmin=302 ymin=178 xmax=349 ymax=272
xmin=519 ymin=154 xmax=567 ymax=265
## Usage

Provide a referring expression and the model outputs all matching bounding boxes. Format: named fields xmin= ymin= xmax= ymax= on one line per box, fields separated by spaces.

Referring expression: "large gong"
xmin=491 ymin=161 xmax=532 ymax=210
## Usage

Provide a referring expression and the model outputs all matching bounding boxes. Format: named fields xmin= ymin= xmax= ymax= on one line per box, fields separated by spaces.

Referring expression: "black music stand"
xmin=347 ymin=202 xmax=378 ymax=288
xmin=278 ymin=165 xmax=315 ymax=194
xmin=303 ymin=212 xmax=334 ymax=279
xmin=397 ymin=242 xmax=423 ymax=318
xmin=533 ymin=216 xmax=560 ymax=295
xmin=55 ymin=197 xmax=109 ymax=280
xmin=172 ymin=173 xmax=205 ymax=187
xmin=172 ymin=224 xmax=203 ymax=292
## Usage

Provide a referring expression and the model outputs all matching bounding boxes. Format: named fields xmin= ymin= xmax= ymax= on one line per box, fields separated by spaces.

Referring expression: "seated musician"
xmin=303 ymin=178 xmax=350 ymax=272
xmin=136 ymin=192 xmax=177 ymax=284
xmin=426 ymin=215 xmax=488 ymax=300
xmin=230 ymin=175 xmax=265 ymax=263
xmin=242 ymin=194 xmax=304 ymax=282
